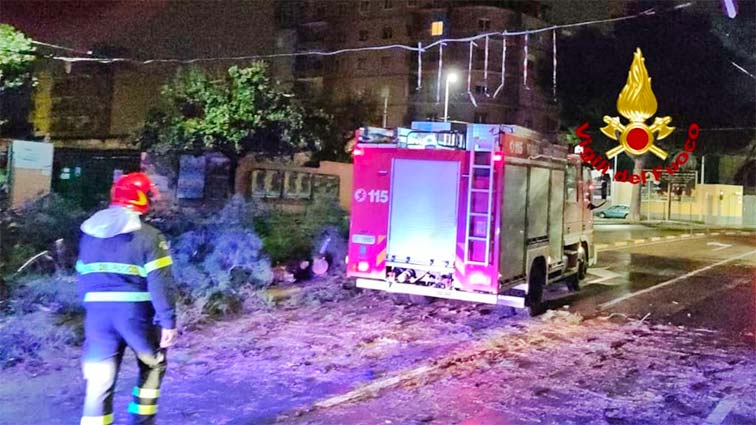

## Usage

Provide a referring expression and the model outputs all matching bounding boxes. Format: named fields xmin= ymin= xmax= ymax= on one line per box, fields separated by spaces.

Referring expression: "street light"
xmin=443 ymin=71 xmax=458 ymax=122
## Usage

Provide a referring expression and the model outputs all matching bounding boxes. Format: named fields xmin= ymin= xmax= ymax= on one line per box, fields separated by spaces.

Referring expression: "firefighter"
xmin=77 ymin=172 xmax=177 ymax=425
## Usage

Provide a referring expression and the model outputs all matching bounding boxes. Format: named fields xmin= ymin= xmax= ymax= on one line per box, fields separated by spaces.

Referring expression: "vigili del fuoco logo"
xmin=575 ymin=48 xmax=700 ymax=184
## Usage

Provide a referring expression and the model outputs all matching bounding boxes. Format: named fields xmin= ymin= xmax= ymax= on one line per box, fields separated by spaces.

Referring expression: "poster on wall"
xmin=177 ymin=155 xmax=206 ymax=199
xmin=9 ymin=140 xmax=54 ymax=208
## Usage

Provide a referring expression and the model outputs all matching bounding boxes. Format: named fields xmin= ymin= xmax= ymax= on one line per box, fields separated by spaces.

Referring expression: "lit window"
xmin=382 ymin=26 xmax=393 ymax=39
xmin=478 ymin=18 xmax=491 ymax=31
xmin=359 ymin=30 xmax=369 ymax=41
xmin=360 ymin=0 xmax=370 ymax=12
xmin=384 ymin=0 xmax=393 ymax=9
xmin=431 ymin=21 xmax=444 ymax=36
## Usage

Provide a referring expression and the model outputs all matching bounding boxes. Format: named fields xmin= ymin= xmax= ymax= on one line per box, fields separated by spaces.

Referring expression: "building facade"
xmin=280 ymin=0 xmax=557 ymax=136
xmin=19 ymin=0 xmax=557 ymax=145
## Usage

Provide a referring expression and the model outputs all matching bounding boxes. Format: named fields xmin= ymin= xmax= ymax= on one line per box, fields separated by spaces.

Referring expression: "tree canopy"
xmin=0 ymin=24 xmax=36 ymax=133
xmin=0 ymin=24 xmax=35 ymax=91
xmin=140 ymin=63 xmax=319 ymax=160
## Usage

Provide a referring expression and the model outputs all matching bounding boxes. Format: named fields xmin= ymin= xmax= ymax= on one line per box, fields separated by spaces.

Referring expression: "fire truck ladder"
xmin=464 ymin=141 xmax=496 ymax=265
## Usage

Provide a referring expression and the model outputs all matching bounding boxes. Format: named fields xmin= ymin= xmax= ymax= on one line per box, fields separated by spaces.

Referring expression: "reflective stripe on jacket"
xmin=77 ymin=217 xmax=177 ymax=329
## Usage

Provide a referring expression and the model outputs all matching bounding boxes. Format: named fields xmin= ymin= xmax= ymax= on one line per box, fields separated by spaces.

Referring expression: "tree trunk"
xmin=629 ymin=156 xmax=646 ymax=222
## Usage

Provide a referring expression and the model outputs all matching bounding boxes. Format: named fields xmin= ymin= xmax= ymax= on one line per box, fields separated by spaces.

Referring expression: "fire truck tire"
xmin=526 ymin=259 xmax=547 ymax=316
xmin=577 ymin=246 xmax=588 ymax=281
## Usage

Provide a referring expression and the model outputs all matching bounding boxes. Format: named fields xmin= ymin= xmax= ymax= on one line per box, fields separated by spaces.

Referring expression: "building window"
xmin=359 ymin=30 xmax=369 ymax=41
xmin=431 ymin=21 xmax=444 ymax=36
xmin=360 ymin=0 xmax=370 ymax=13
xmin=478 ymin=18 xmax=491 ymax=32
xmin=381 ymin=56 xmax=391 ymax=67
xmin=382 ymin=26 xmax=393 ymax=39
xmin=336 ymin=32 xmax=347 ymax=43
xmin=474 ymin=112 xmax=488 ymax=123
xmin=408 ymin=0 xmax=418 ymax=5
xmin=384 ymin=0 xmax=393 ymax=9
xmin=474 ymin=84 xmax=486 ymax=95
xmin=357 ymin=57 xmax=367 ymax=70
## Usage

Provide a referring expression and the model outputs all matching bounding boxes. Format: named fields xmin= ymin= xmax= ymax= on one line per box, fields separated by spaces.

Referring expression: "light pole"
xmin=443 ymin=72 xmax=458 ymax=122
xmin=381 ymin=87 xmax=389 ymax=128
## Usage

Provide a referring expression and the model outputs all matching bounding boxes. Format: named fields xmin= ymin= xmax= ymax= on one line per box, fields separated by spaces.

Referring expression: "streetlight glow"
xmin=444 ymin=71 xmax=458 ymax=122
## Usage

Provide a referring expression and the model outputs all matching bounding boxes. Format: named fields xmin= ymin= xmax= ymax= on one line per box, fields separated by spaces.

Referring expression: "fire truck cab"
xmin=346 ymin=121 xmax=597 ymax=315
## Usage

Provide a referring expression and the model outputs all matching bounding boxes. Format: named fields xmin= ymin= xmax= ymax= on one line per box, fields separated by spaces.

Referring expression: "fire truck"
xmin=346 ymin=121 xmax=598 ymax=315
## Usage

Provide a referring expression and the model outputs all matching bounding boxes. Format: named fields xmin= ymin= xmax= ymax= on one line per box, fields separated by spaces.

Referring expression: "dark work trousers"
xmin=81 ymin=302 xmax=167 ymax=425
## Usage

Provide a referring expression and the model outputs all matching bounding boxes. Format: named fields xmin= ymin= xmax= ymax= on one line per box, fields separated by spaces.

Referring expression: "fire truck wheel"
xmin=577 ymin=247 xmax=588 ymax=281
xmin=526 ymin=260 xmax=547 ymax=316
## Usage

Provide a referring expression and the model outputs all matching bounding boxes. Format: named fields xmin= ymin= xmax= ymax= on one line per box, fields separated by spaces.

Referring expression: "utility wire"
xmin=30 ymin=3 xmax=691 ymax=66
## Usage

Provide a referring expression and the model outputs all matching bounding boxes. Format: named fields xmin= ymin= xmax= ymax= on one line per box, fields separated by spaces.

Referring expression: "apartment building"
xmin=279 ymin=0 xmax=558 ymax=136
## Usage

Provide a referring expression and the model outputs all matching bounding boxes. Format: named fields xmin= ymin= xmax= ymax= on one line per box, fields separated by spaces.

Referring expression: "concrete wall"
xmin=636 ymin=184 xmax=744 ymax=225
xmin=612 ymin=182 xmax=746 ymax=225
xmin=236 ymin=156 xmax=354 ymax=211
xmin=744 ymin=195 xmax=756 ymax=227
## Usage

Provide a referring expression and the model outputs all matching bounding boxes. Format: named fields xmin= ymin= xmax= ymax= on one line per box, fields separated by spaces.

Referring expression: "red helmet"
xmin=110 ymin=172 xmax=158 ymax=214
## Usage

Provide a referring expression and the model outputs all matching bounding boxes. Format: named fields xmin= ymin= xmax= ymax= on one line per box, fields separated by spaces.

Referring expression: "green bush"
xmin=254 ymin=198 xmax=349 ymax=265
xmin=0 ymin=276 xmax=83 ymax=369
xmin=1 ymin=194 xmax=89 ymax=275
xmin=0 ymin=311 xmax=82 ymax=369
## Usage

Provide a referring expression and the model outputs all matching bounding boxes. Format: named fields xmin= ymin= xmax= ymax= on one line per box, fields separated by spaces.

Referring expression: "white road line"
xmin=650 ymin=237 xmax=661 ymax=241
xmin=599 ymin=249 xmax=756 ymax=310
xmin=665 ymin=235 xmax=677 ymax=240
xmin=315 ymin=364 xmax=438 ymax=408
xmin=711 ymin=232 xmax=720 ymax=236
xmin=704 ymin=396 xmax=737 ymax=424
xmin=614 ymin=241 xmax=628 ymax=247
xmin=707 ymin=242 xmax=732 ymax=252
xmin=633 ymin=239 xmax=646 ymax=244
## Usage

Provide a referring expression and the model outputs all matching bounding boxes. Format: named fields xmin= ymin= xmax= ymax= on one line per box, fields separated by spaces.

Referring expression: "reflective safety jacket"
xmin=76 ymin=207 xmax=176 ymax=329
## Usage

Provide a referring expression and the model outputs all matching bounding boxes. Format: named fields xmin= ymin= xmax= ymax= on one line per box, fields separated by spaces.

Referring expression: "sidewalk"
xmin=593 ymin=219 xmax=756 ymax=252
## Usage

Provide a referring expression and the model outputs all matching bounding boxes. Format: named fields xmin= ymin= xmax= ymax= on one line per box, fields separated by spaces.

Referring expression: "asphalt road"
xmin=576 ymin=225 xmax=756 ymax=339
xmin=2 ymin=224 xmax=754 ymax=425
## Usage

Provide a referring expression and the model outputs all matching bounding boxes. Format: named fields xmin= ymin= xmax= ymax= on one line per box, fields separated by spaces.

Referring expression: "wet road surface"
xmin=575 ymin=232 xmax=756 ymax=338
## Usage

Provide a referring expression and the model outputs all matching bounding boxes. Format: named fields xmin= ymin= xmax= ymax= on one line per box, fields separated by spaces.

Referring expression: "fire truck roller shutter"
xmin=387 ymin=159 xmax=460 ymax=267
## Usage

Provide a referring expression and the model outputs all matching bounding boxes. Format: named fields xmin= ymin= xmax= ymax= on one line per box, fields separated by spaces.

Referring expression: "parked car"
xmin=596 ymin=204 xmax=629 ymax=219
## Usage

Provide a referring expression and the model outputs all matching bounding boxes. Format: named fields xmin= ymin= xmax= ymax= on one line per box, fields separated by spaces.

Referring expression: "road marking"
xmin=711 ymin=232 xmax=720 ymax=236
xmin=614 ymin=241 xmax=628 ymax=247
xmin=680 ymin=234 xmax=691 ymax=238
xmin=665 ymin=235 xmax=677 ymax=240
xmin=599 ymin=249 xmax=756 ymax=310
xmin=707 ymin=242 xmax=732 ymax=252
xmin=725 ymin=231 xmax=736 ymax=235
xmin=315 ymin=364 xmax=438 ymax=408
xmin=695 ymin=232 xmax=705 ymax=237
xmin=585 ymin=268 xmax=623 ymax=286
xmin=704 ymin=396 xmax=737 ymax=424
xmin=650 ymin=237 xmax=661 ymax=241
xmin=633 ymin=239 xmax=646 ymax=244
xmin=596 ymin=243 xmax=609 ymax=250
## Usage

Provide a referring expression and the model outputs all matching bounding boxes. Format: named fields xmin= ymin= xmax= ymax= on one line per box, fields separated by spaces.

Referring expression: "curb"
xmin=596 ymin=230 xmax=755 ymax=252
